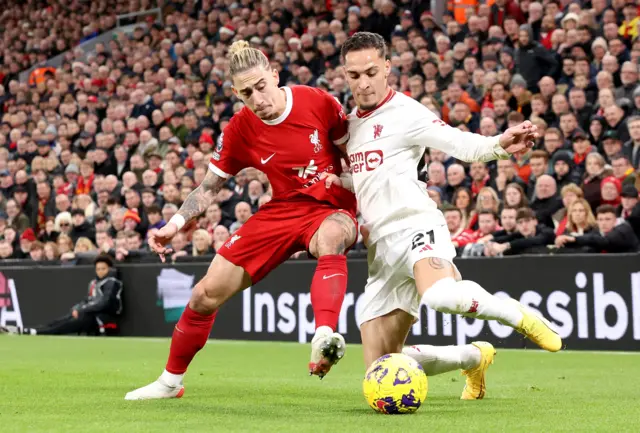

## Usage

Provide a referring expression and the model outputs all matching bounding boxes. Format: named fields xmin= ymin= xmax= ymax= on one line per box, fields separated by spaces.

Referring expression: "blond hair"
xmin=74 ymin=237 xmax=96 ymax=253
xmin=567 ymin=199 xmax=596 ymax=233
xmin=560 ymin=183 xmax=584 ymax=199
xmin=228 ymin=40 xmax=269 ymax=77
xmin=191 ymin=229 xmax=213 ymax=256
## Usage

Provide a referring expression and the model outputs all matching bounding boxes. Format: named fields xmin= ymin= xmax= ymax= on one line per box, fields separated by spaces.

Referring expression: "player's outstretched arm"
xmin=175 ymin=170 xmax=225 ymax=223
xmin=408 ymin=108 xmax=538 ymax=163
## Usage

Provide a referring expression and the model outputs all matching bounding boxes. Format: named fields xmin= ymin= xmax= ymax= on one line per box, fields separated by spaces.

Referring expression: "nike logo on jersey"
xmin=322 ymin=273 xmax=345 ymax=280
xmin=261 ymin=153 xmax=276 ymax=164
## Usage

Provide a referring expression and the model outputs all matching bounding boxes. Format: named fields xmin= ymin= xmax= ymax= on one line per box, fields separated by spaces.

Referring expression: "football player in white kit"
xmin=324 ymin=32 xmax=562 ymax=400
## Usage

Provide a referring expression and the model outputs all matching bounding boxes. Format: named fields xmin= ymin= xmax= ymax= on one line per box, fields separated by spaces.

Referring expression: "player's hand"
xmin=148 ymin=222 xmax=179 ymax=262
xmin=319 ymin=172 xmax=343 ymax=189
xmin=500 ymin=121 xmax=538 ymax=156
xmin=360 ymin=225 xmax=370 ymax=245
xmin=71 ymin=309 xmax=79 ymax=319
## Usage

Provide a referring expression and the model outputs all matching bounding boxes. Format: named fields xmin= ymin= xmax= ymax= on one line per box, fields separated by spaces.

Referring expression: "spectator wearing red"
xmin=18 ymin=228 xmax=37 ymax=259
xmin=600 ymin=176 xmax=622 ymax=207
xmin=444 ymin=207 xmax=472 ymax=247
xmin=75 ymin=161 xmax=95 ymax=196
xmin=123 ymin=209 xmax=142 ymax=232
xmin=555 ymin=184 xmax=585 ymax=236
xmin=469 ymin=162 xmax=490 ymax=198
xmin=35 ymin=181 xmax=56 ymax=235
xmin=457 ymin=210 xmax=502 ymax=248
xmin=489 ymin=0 xmax=525 ymax=27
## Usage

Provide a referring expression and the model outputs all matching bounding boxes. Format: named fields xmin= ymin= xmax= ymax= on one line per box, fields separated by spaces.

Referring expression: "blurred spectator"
xmin=558 ymin=205 xmax=639 ymax=253
xmin=530 ymin=175 xmax=563 ymax=229
xmin=229 ymin=202 xmax=252 ymax=234
xmin=486 ymin=207 xmax=555 ymax=256
xmin=620 ymin=184 xmax=640 ymax=240
xmin=555 ymin=199 xmax=598 ymax=253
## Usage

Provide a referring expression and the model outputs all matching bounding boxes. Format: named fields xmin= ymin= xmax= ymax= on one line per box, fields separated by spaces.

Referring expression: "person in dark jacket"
xmin=69 ymin=209 xmax=96 ymax=244
xmin=514 ymin=24 xmax=559 ymax=93
xmin=1 ymin=255 xmax=123 ymax=335
xmin=552 ymin=151 xmax=582 ymax=190
xmin=619 ymin=184 xmax=640 ymax=241
xmin=559 ymin=205 xmax=639 ymax=253
xmin=485 ymin=207 xmax=555 ymax=255
xmin=581 ymin=153 xmax=608 ymax=211
xmin=530 ymin=174 xmax=564 ymax=228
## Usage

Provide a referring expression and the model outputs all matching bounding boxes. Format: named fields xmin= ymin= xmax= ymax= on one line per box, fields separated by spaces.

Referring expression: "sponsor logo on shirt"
xmin=349 ymin=150 xmax=384 ymax=173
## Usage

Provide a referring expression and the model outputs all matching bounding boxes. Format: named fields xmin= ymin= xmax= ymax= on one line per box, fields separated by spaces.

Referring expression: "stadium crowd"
xmin=0 ymin=0 xmax=639 ymax=264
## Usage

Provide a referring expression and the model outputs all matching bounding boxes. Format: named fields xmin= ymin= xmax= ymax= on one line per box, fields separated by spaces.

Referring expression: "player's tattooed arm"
xmin=176 ymin=170 xmax=225 ymax=222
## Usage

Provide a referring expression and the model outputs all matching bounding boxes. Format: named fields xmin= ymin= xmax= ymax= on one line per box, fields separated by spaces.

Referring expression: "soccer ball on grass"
xmin=362 ymin=353 xmax=428 ymax=414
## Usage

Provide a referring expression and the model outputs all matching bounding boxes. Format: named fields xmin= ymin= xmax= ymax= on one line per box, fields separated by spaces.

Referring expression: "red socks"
xmin=310 ymin=255 xmax=348 ymax=330
xmin=165 ymin=305 xmax=217 ymax=374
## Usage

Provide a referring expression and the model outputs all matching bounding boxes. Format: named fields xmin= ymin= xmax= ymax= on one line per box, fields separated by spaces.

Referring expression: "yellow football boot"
xmin=461 ymin=341 xmax=496 ymax=400
xmin=512 ymin=300 xmax=563 ymax=352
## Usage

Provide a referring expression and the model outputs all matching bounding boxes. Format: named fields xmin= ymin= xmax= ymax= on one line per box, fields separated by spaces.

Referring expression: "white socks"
xmin=402 ymin=344 xmax=481 ymax=376
xmin=421 ymin=277 xmax=523 ymax=327
xmin=160 ymin=369 xmax=184 ymax=387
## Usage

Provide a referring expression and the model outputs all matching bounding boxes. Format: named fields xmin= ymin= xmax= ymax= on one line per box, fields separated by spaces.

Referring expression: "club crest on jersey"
xmin=309 ymin=129 xmax=322 ymax=153
xmin=373 ymin=124 xmax=383 ymax=139
xmin=349 ymin=150 xmax=384 ymax=173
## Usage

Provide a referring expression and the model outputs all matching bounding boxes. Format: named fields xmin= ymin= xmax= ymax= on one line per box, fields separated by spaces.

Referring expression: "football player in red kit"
xmin=125 ymin=41 xmax=358 ymax=400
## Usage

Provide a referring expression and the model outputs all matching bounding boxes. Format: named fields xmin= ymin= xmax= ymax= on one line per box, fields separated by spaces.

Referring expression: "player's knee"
xmin=189 ymin=280 xmax=223 ymax=314
xmin=317 ymin=221 xmax=351 ymax=255
xmin=421 ymin=277 xmax=459 ymax=314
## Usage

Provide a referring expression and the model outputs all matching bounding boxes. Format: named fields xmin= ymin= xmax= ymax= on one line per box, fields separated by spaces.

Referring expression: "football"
xmin=362 ymin=353 xmax=428 ymax=414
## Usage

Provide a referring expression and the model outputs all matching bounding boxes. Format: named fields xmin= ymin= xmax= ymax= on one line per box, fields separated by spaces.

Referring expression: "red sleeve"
xmin=209 ymin=118 xmax=247 ymax=179
xmin=322 ymin=90 xmax=350 ymax=146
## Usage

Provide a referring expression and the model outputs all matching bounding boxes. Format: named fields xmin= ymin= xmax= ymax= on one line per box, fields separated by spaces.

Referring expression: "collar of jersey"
xmin=261 ymin=86 xmax=293 ymax=126
xmin=356 ymin=88 xmax=396 ymax=119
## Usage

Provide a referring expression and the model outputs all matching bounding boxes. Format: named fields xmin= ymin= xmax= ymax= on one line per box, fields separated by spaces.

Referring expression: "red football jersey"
xmin=209 ymin=85 xmax=355 ymax=213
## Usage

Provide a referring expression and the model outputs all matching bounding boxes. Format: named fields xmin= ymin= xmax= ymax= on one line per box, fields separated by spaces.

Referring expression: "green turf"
xmin=0 ymin=337 xmax=637 ymax=433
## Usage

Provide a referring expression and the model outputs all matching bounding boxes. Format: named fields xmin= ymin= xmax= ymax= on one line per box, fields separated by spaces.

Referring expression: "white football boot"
xmin=308 ymin=326 xmax=346 ymax=379
xmin=124 ymin=371 xmax=185 ymax=400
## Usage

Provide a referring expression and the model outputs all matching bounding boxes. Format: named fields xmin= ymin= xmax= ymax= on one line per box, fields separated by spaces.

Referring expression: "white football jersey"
xmin=346 ymin=90 xmax=510 ymax=246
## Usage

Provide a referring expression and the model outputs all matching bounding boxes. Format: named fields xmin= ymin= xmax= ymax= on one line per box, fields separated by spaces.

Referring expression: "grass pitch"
xmin=0 ymin=337 xmax=637 ymax=433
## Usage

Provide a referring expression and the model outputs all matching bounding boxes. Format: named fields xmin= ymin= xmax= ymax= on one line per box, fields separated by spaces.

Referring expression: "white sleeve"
xmin=406 ymin=106 xmax=510 ymax=163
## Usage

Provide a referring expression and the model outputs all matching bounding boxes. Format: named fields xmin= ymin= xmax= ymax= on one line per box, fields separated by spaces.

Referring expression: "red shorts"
xmin=217 ymin=196 xmax=357 ymax=284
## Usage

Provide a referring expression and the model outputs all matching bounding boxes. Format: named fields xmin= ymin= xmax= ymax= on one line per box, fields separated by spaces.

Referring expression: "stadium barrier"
xmin=1 ymin=255 xmax=639 ymax=351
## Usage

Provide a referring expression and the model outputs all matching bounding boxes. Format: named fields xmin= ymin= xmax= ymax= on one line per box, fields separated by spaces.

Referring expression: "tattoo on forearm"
xmin=428 ymin=258 xmax=445 ymax=270
xmin=177 ymin=171 xmax=224 ymax=222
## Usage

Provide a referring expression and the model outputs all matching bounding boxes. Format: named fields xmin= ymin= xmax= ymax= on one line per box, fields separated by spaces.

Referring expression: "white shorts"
xmin=356 ymin=224 xmax=457 ymax=326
